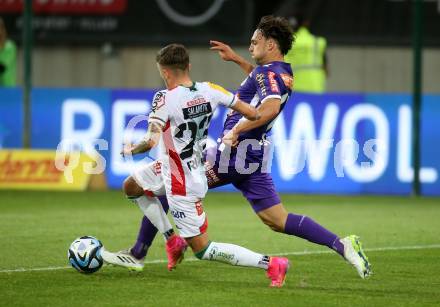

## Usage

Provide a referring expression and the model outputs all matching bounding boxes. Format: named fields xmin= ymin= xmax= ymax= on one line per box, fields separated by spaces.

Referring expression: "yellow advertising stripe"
xmin=0 ymin=149 xmax=97 ymax=191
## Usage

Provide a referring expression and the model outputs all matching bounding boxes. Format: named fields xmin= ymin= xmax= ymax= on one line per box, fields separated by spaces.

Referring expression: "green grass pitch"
xmin=0 ymin=190 xmax=439 ymax=306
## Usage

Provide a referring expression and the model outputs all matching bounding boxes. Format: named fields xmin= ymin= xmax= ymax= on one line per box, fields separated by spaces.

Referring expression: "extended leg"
xmin=256 ymin=203 xmax=371 ymax=278
xmin=257 ymin=204 xmax=345 ymax=256
xmin=168 ymin=196 xmax=290 ymax=288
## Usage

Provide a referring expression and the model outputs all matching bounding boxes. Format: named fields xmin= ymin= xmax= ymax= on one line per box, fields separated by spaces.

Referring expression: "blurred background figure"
xmin=285 ymin=15 xmax=328 ymax=93
xmin=0 ymin=17 xmax=17 ymax=87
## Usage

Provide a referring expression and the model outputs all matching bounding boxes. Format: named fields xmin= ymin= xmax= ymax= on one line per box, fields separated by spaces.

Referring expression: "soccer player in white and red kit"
xmin=102 ymin=44 xmax=290 ymax=287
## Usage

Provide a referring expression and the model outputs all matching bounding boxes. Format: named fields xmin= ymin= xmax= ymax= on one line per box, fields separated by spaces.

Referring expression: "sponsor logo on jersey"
xmin=205 ymin=161 xmax=221 ymax=185
xmin=183 ymin=102 xmax=212 ymax=119
xmin=186 ymin=158 xmax=201 ymax=171
xmin=186 ymin=97 xmax=207 ymax=107
xmin=151 ymin=91 xmax=165 ymax=112
xmin=268 ymin=71 xmax=280 ymax=93
xmin=281 ymin=73 xmax=293 ymax=89
xmin=153 ymin=161 xmax=162 ymax=176
xmin=171 ymin=210 xmax=186 ymax=219
xmin=256 ymin=73 xmax=267 ymax=96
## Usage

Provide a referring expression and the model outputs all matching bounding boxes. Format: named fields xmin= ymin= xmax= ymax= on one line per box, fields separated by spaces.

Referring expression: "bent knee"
xmin=187 ymin=233 xmax=210 ymax=256
xmin=260 ymin=217 xmax=284 ymax=233
xmin=267 ymin=223 xmax=284 ymax=233
xmin=123 ymin=176 xmax=143 ymax=196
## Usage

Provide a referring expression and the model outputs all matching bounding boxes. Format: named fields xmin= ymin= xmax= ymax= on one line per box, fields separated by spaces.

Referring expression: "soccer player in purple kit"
xmin=104 ymin=15 xmax=372 ymax=280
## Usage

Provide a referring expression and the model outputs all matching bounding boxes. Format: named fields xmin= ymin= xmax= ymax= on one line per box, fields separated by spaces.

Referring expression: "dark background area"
xmin=1 ymin=0 xmax=440 ymax=46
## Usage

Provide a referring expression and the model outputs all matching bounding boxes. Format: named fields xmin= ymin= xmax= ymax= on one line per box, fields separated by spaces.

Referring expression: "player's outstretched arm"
xmin=235 ymin=98 xmax=281 ymax=132
xmin=121 ymin=122 xmax=163 ymax=156
xmin=230 ymin=100 xmax=260 ymax=121
xmin=222 ymin=98 xmax=281 ymax=146
xmin=210 ymin=40 xmax=254 ymax=75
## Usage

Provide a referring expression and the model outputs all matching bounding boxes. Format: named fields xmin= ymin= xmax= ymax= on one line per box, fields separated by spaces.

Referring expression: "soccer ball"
xmin=68 ymin=236 xmax=103 ymax=274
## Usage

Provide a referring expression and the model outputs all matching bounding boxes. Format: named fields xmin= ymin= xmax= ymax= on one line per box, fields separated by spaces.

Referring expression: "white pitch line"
xmin=275 ymin=243 xmax=440 ymax=256
xmin=1 ymin=243 xmax=440 ymax=274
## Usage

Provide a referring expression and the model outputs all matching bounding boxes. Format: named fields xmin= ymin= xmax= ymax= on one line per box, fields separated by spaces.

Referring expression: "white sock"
xmin=201 ymin=241 xmax=269 ymax=269
xmin=131 ymin=195 xmax=173 ymax=238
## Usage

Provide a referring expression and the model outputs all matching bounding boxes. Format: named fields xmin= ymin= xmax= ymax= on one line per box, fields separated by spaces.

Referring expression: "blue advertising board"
xmin=1 ymin=87 xmax=439 ymax=195
xmin=106 ymin=89 xmax=156 ymax=189
xmin=31 ymin=88 xmax=112 ymax=150
xmin=0 ymin=88 xmax=23 ymax=148
xmin=267 ymin=93 xmax=439 ymax=195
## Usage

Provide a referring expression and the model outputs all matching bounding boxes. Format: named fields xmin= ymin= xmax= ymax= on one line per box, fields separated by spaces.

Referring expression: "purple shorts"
xmin=205 ymin=161 xmax=281 ymax=213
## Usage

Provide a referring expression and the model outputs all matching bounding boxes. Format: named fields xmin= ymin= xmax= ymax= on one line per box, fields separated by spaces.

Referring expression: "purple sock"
xmin=130 ymin=196 xmax=170 ymax=259
xmin=284 ymin=213 xmax=344 ymax=257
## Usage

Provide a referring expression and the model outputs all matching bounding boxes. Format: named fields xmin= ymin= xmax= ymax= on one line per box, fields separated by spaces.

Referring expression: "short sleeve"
xmin=207 ymin=82 xmax=237 ymax=107
xmin=148 ymin=91 xmax=168 ymax=127
xmin=253 ymin=66 xmax=282 ymax=103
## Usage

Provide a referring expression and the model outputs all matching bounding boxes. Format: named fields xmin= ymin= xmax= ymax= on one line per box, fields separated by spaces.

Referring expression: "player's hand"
xmin=210 ymin=40 xmax=237 ymax=62
xmin=121 ymin=143 xmax=135 ymax=157
xmin=222 ymin=129 xmax=239 ymax=147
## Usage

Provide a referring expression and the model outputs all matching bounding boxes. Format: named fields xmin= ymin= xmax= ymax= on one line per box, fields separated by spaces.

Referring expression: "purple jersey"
xmin=220 ymin=61 xmax=293 ymax=167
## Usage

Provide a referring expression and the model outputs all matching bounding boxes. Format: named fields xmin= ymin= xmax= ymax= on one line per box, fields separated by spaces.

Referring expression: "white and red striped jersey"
xmin=148 ymin=82 xmax=237 ymax=199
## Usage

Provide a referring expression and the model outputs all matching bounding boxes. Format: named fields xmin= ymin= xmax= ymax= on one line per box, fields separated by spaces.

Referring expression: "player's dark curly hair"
xmin=256 ymin=15 xmax=294 ymax=55
xmin=156 ymin=43 xmax=189 ymax=71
